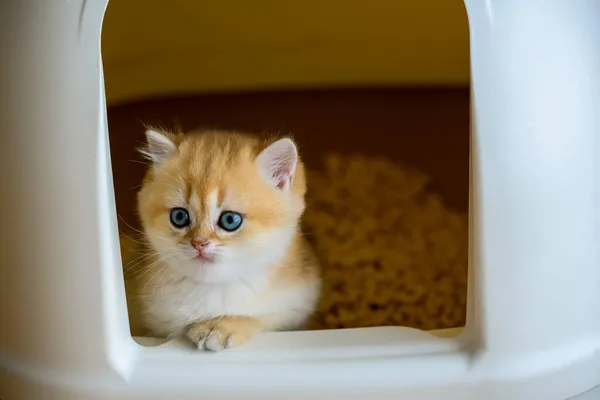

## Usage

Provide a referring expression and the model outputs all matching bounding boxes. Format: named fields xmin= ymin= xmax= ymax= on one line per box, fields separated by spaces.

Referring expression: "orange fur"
xmin=123 ymin=129 xmax=321 ymax=350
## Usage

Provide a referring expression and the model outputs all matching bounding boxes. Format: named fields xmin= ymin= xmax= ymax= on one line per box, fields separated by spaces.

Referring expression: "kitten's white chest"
xmin=142 ymin=275 xmax=266 ymax=337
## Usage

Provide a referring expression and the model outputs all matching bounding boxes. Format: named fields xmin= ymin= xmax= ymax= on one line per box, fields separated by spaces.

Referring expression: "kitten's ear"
xmin=139 ymin=129 xmax=177 ymax=167
xmin=256 ymin=138 xmax=298 ymax=190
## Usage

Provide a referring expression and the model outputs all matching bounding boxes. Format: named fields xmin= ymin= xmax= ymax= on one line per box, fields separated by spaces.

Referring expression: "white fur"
xmin=140 ymin=222 xmax=319 ymax=338
xmin=141 ymin=269 xmax=319 ymax=338
xmin=205 ymin=189 xmax=219 ymax=219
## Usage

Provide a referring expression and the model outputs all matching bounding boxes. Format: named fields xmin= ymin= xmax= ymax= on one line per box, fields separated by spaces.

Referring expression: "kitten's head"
xmin=136 ymin=129 xmax=307 ymax=283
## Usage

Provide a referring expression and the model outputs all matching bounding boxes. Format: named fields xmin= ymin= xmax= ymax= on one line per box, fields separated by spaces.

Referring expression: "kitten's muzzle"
xmin=191 ymin=239 xmax=214 ymax=262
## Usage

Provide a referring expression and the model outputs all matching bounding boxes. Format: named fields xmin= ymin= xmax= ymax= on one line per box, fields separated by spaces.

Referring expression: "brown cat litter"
xmin=303 ymin=153 xmax=468 ymax=331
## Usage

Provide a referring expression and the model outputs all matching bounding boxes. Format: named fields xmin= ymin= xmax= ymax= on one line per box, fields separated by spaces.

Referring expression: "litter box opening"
xmin=102 ymin=0 xmax=471 ymax=342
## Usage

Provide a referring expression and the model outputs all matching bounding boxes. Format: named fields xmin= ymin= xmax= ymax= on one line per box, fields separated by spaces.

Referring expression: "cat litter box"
xmin=1 ymin=0 xmax=600 ymax=399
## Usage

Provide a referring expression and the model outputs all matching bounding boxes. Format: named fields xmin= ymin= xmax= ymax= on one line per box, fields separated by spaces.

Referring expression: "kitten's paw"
xmin=186 ymin=316 xmax=262 ymax=352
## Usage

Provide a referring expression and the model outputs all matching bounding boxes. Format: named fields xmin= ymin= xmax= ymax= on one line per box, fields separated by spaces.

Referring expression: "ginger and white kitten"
xmin=122 ymin=129 xmax=321 ymax=351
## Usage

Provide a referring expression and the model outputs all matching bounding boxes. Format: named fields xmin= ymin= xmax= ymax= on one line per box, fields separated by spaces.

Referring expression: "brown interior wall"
xmin=108 ymin=87 xmax=470 ymax=230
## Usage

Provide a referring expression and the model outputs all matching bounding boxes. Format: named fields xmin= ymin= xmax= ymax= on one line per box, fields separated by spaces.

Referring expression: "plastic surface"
xmin=0 ymin=0 xmax=599 ymax=399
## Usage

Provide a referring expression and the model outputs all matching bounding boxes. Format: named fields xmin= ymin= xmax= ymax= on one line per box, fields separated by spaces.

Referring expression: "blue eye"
xmin=170 ymin=207 xmax=190 ymax=228
xmin=218 ymin=211 xmax=243 ymax=232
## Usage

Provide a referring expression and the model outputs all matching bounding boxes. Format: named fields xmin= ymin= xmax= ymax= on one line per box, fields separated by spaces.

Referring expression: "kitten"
xmin=122 ymin=129 xmax=321 ymax=351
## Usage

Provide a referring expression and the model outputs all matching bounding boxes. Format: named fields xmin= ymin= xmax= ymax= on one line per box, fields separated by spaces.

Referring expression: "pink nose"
xmin=191 ymin=239 xmax=210 ymax=250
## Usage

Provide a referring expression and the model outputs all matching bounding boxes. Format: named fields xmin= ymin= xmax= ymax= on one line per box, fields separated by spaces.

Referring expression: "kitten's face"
xmin=137 ymin=130 xmax=306 ymax=283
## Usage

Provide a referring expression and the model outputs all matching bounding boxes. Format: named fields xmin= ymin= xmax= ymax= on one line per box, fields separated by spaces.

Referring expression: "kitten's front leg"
xmin=186 ymin=316 xmax=263 ymax=351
